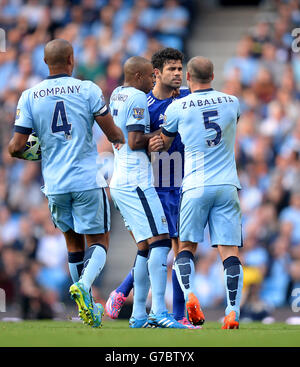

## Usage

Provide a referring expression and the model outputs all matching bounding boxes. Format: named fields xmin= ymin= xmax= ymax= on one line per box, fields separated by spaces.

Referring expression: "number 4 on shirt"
xmin=51 ymin=101 xmax=72 ymax=139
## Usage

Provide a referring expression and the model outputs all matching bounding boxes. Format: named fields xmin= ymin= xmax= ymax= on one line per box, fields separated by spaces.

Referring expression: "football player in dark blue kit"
xmin=105 ymin=48 xmax=203 ymax=328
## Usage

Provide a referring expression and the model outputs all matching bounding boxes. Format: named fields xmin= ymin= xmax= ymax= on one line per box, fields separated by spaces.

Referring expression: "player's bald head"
xmin=123 ymin=56 xmax=154 ymax=93
xmin=187 ymin=56 xmax=214 ymax=83
xmin=44 ymin=39 xmax=73 ymax=67
xmin=124 ymin=56 xmax=152 ymax=80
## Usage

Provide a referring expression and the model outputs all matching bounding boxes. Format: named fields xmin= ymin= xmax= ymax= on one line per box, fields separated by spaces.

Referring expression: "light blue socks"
xmin=132 ymin=249 xmax=150 ymax=319
xmin=147 ymin=240 xmax=171 ymax=315
xmin=80 ymin=243 xmax=107 ymax=291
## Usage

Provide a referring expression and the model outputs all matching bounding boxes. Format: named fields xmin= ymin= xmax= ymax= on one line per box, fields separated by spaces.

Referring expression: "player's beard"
xmin=163 ymin=79 xmax=181 ymax=91
xmin=170 ymin=79 xmax=182 ymax=89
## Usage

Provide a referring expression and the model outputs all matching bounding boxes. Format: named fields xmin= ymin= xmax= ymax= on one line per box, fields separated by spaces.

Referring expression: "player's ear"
xmin=136 ymin=71 xmax=142 ymax=80
xmin=154 ymin=68 xmax=161 ymax=78
xmin=44 ymin=57 xmax=47 ymax=65
xmin=211 ymin=73 xmax=214 ymax=81
xmin=186 ymin=71 xmax=191 ymax=81
xmin=67 ymin=52 xmax=74 ymax=66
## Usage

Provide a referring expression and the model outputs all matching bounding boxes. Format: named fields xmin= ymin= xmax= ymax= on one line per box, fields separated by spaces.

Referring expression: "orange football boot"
xmin=222 ymin=311 xmax=239 ymax=329
xmin=186 ymin=292 xmax=205 ymax=326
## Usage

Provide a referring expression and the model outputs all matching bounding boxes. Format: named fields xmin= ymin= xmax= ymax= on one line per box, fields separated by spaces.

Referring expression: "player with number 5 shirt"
xmin=161 ymin=56 xmax=243 ymax=329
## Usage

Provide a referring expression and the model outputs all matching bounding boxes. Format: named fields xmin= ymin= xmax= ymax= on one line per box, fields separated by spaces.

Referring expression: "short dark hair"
xmin=151 ymin=47 xmax=184 ymax=71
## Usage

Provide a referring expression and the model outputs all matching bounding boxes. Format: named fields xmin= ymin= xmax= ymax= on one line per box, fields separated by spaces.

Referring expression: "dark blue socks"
xmin=174 ymin=250 xmax=196 ymax=300
xmin=172 ymin=265 xmax=185 ymax=320
xmin=116 ymin=271 xmax=134 ymax=297
xmin=68 ymin=251 xmax=85 ymax=283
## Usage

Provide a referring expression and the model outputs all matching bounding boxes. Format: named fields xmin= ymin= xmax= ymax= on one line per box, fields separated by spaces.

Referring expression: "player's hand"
xmin=148 ymin=135 xmax=164 ymax=153
xmin=114 ymin=143 xmax=124 ymax=150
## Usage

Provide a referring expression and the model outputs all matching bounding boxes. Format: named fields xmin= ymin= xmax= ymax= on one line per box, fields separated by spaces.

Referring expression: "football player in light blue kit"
xmin=8 ymin=39 xmax=124 ymax=328
xmin=106 ymin=48 xmax=200 ymax=329
xmin=109 ymin=56 xmax=188 ymax=329
xmin=161 ymin=56 xmax=243 ymax=329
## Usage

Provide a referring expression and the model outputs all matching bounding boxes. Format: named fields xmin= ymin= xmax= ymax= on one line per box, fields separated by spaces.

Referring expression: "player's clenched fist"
xmin=148 ymin=135 xmax=164 ymax=153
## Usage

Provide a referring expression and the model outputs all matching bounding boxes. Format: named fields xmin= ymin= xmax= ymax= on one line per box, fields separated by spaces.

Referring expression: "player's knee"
xmin=63 ymin=229 xmax=85 ymax=252
xmin=86 ymin=233 xmax=109 ymax=249
xmin=217 ymin=245 xmax=239 ymax=262
xmin=178 ymin=241 xmax=197 ymax=255
xmin=148 ymin=237 xmax=171 ymax=249
xmin=147 ymin=233 xmax=170 ymax=246
xmin=137 ymin=240 xmax=149 ymax=251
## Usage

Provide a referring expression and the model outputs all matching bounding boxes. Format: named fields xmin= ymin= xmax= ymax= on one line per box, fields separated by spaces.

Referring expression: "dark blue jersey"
xmin=147 ymin=88 xmax=190 ymax=191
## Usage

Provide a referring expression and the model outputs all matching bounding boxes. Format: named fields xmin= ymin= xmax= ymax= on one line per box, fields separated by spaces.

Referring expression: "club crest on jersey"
xmin=15 ymin=109 xmax=20 ymax=120
xmin=133 ymin=108 xmax=145 ymax=120
xmin=160 ymin=114 xmax=167 ymax=128
xmin=161 ymin=216 xmax=167 ymax=225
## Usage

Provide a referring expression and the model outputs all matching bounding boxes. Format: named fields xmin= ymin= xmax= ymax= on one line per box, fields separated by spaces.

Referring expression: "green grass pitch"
xmin=0 ymin=320 xmax=299 ymax=347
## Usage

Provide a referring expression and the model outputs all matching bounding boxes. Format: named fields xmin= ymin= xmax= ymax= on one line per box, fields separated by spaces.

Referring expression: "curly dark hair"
xmin=151 ymin=47 xmax=184 ymax=71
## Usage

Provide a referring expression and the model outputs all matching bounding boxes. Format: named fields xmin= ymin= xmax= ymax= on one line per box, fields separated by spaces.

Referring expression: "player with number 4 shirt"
xmin=8 ymin=39 xmax=124 ymax=328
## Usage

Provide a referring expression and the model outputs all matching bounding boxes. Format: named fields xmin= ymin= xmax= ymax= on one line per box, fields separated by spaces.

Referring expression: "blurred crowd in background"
xmin=0 ymin=0 xmax=299 ymax=322
xmin=222 ymin=0 xmax=300 ymax=320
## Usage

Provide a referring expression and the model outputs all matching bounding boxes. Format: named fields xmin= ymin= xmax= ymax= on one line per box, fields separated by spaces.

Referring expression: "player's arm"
xmin=128 ymin=130 xmax=159 ymax=151
xmin=8 ymin=92 xmax=32 ymax=159
xmin=89 ymin=82 xmax=125 ymax=144
xmin=159 ymin=102 xmax=179 ymax=151
xmin=95 ymin=112 xmax=124 ymax=144
xmin=160 ymin=130 xmax=175 ymax=151
xmin=8 ymin=131 xmax=30 ymax=158
xmin=148 ymin=131 xmax=164 ymax=153
xmin=127 ymin=93 xmax=157 ymax=151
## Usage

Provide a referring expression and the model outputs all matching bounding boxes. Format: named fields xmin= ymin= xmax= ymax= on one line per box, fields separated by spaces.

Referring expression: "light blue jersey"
xmin=162 ymin=88 xmax=241 ymax=192
xmin=14 ymin=74 xmax=108 ymax=195
xmin=109 ymin=85 xmax=168 ymax=241
xmin=163 ymin=88 xmax=242 ymax=246
xmin=109 ymin=86 xmax=153 ymax=191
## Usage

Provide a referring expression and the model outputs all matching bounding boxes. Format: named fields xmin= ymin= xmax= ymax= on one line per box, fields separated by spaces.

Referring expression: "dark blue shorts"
xmin=156 ymin=189 xmax=181 ymax=238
